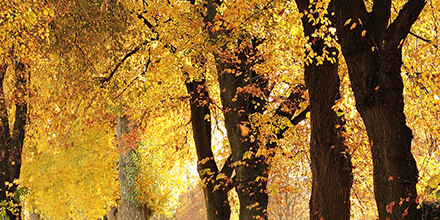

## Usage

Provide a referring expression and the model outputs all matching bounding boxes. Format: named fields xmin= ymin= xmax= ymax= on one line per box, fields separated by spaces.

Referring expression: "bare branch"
xmin=114 ymin=48 xmax=152 ymax=100
xmin=100 ymin=43 xmax=145 ymax=86
xmin=409 ymin=31 xmax=439 ymax=49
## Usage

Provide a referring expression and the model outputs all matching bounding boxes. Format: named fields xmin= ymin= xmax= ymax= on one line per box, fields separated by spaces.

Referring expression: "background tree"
xmin=0 ymin=62 xmax=27 ymax=219
xmin=21 ymin=0 xmax=191 ymax=219
xmin=132 ymin=1 xmax=309 ymax=219
xmin=0 ymin=0 xmax=53 ymax=218
xmin=115 ymin=116 xmax=152 ymax=219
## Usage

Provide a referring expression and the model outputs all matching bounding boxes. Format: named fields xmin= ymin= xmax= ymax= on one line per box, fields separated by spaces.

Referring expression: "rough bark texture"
xmin=186 ymin=79 xmax=231 ymax=220
xmin=201 ymin=1 xmax=270 ymax=219
xmin=330 ymin=0 xmax=426 ymax=219
xmin=214 ymin=39 xmax=269 ymax=220
xmin=116 ymin=116 xmax=152 ymax=220
xmin=0 ymin=63 xmax=27 ymax=220
xmin=294 ymin=1 xmax=353 ymax=219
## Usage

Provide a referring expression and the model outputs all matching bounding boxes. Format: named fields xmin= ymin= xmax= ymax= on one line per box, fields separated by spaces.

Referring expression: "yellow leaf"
xmin=49 ymin=9 xmax=55 ymax=17
xmin=361 ymin=30 xmax=367 ymax=37
xmin=427 ymin=174 xmax=440 ymax=189
xmin=344 ymin=18 xmax=352 ymax=26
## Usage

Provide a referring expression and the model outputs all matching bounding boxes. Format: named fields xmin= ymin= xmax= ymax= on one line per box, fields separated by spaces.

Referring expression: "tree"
xmin=294 ymin=0 xmax=353 ymax=219
xmin=199 ymin=1 xmax=275 ymax=217
xmin=116 ymin=116 xmax=152 ymax=219
xmin=185 ymin=78 xmax=232 ymax=220
xmin=186 ymin=1 xmax=312 ymax=218
xmin=0 ymin=62 xmax=27 ymax=220
xmin=330 ymin=0 xmax=426 ymax=218
xmin=21 ymin=1 xmax=190 ymax=218
xmin=0 ymin=0 xmax=53 ymax=218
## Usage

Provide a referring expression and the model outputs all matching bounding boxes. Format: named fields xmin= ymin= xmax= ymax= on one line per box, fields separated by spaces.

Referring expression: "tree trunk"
xmin=294 ymin=1 xmax=353 ymax=219
xmin=29 ymin=208 xmax=40 ymax=220
xmin=105 ymin=206 xmax=117 ymax=220
xmin=116 ymin=116 xmax=152 ymax=220
xmin=214 ymin=39 xmax=269 ymax=220
xmin=185 ymin=79 xmax=231 ymax=220
xmin=0 ymin=62 xmax=27 ymax=220
xmin=198 ymin=1 xmax=270 ymax=219
xmin=330 ymin=0 xmax=426 ymax=219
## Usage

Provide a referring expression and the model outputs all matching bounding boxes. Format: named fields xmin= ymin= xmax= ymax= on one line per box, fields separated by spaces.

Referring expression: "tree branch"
xmin=329 ymin=0 xmax=369 ymax=33
xmin=275 ymin=84 xmax=306 ymax=119
xmin=99 ymin=43 xmax=145 ymax=86
xmin=186 ymin=78 xmax=219 ymax=178
xmin=371 ymin=0 xmax=392 ymax=42
xmin=219 ymin=154 xmax=234 ymax=178
xmin=205 ymin=0 xmax=219 ymax=23
xmin=137 ymin=13 xmax=156 ymax=30
xmin=385 ymin=0 xmax=426 ymax=49
xmin=294 ymin=0 xmax=309 ymax=12
xmin=113 ymin=48 xmax=152 ymax=100
xmin=409 ymin=31 xmax=438 ymax=49
xmin=290 ymin=106 xmax=309 ymax=126
xmin=0 ymin=65 xmax=10 ymax=151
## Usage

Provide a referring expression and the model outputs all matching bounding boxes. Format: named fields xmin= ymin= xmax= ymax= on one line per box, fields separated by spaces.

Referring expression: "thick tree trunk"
xmin=116 ymin=116 xmax=151 ymax=220
xmin=199 ymin=1 xmax=270 ymax=218
xmin=306 ymin=50 xmax=352 ymax=220
xmin=214 ymin=40 xmax=269 ymax=219
xmin=346 ymin=49 xmax=420 ymax=219
xmin=186 ymin=79 xmax=231 ymax=220
xmin=331 ymin=0 xmax=426 ymax=219
xmin=0 ymin=63 xmax=27 ymax=220
xmin=295 ymin=1 xmax=353 ymax=219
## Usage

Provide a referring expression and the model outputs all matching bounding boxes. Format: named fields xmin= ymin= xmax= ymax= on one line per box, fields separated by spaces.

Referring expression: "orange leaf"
xmin=350 ymin=23 xmax=357 ymax=30
xmin=361 ymin=30 xmax=367 ymax=37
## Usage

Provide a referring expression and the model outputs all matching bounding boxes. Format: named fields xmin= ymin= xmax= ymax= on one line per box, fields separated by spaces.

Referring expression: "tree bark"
xmin=200 ymin=1 xmax=270 ymax=219
xmin=105 ymin=206 xmax=117 ymax=220
xmin=116 ymin=116 xmax=152 ymax=220
xmin=185 ymin=79 xmax=232 ymax=220
xmin=294 ymin=1 xmax=353 ymax=219
xmin=29 ymin=207 xmax=40 ymax=220
xmin=330 ymin=0 xmax=426 ymax=219
xmin=0 ymin=62 xmax=27 ymax=220
xmin=214 ymin=39 xmax=269 ymax=220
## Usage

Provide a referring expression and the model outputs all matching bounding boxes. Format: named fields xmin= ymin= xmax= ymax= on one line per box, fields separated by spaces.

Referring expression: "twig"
xmin=114 ymin=48 xmax=151 ymax=100
xmin=100 ymin=43 xmax=146 ymax=86
xmin=409 ymin=31 xmax=439 ymax=49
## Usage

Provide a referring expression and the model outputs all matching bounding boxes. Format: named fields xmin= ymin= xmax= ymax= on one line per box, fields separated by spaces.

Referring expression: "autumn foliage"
xmin=0 ymin=0 xmax=439 ymax=220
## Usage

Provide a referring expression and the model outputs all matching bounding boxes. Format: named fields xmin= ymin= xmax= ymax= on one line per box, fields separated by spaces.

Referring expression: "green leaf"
xmin=426 ymin=186 xmax=434 ymax=194
xmin=436 ymin=190 xmax=440 ymax=199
